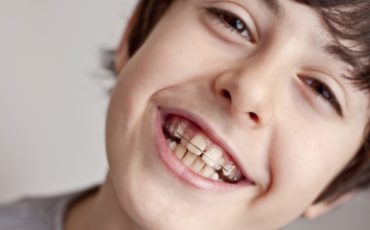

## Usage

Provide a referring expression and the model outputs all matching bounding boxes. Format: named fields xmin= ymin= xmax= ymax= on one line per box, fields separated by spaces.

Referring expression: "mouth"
xmin=155 ymin=106 xmax=255 ymax=190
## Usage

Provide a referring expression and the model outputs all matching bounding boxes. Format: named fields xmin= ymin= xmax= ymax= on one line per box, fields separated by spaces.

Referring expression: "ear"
xmin=303 ymin=191 xmax=357 ymax=219
xmin=114 ymin=4 xmax=140 ymax=73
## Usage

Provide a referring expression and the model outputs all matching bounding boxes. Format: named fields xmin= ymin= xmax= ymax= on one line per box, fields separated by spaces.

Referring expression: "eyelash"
xmin=204 ymin=7 xmax=254 ymax=42
xmin=303 ymin=77 xmax=343 ymax=117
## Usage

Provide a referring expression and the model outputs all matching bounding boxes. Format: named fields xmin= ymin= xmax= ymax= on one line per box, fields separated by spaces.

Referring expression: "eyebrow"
xmin=324 ymin=44 xmax=356 ymax=70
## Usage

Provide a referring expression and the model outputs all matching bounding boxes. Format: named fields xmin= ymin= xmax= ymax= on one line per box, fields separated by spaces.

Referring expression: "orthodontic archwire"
xmin=174 ymin=131 xmax=236 ymax=175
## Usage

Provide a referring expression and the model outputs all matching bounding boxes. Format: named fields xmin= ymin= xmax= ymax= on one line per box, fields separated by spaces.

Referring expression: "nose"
xmin=214 ymin=59 xmax=282 ymax=128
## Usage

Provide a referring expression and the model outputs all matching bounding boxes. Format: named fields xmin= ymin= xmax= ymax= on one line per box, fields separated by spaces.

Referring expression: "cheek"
xmin=115 ymin=7 xmax=238 ymax=101
xmin=269 ymin=122 xmax=359 ymax=202
xmin=248 ymin=120 xmax=361 ymax=224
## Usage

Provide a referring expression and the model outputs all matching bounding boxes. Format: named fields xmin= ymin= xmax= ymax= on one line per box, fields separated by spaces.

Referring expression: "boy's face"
xmin=106 ymin=0 xmax=369 ymax=229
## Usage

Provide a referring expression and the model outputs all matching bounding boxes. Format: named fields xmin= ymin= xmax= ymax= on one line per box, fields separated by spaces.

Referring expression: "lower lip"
xmin=154 ymin=107 xmax=249 ymax=192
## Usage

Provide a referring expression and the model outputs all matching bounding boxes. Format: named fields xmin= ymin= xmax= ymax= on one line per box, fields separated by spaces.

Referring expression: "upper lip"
xmin=159 ymin=105 xmax=256 ymax=185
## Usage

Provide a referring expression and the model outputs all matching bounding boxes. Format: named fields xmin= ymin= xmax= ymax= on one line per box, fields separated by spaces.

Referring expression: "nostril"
xmin=220 ymin=89 xmax=260 ymax=124
xmin=248 ymin=112 xmax=259 ymax=123
xmin=221 ymin=89 xmax=231 ymax=101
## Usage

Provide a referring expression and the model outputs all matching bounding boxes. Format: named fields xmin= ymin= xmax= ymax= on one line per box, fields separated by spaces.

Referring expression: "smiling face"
xmin=105 ymin=0 xmax=370 ymax=229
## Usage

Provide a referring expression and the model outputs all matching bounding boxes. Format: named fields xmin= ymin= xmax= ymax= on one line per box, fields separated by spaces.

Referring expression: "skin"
xmin=65 ymin=0 xmax=370 ymax=230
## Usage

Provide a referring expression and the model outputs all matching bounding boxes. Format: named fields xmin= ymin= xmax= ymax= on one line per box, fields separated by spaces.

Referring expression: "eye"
xmin=204 ymin=7 xmax=254 ymax=42
xmin=303 ymin=77 xmax=343 ymax=117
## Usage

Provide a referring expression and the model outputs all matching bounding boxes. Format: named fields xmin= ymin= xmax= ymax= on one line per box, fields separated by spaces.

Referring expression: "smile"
xmin=163 ymin=115 xmax=243 ymax=183
xmin=155 ymin=106 xmax=255 ymax=191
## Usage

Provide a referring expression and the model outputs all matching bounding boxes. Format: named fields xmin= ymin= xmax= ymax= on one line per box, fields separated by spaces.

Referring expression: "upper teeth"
xmin=164 ymin=116 xmax=242 ymax=183
xmin=202 ymin=146 xmax=223 ymax=169
xmin=187 ymin=135 xmax=207 ymax=156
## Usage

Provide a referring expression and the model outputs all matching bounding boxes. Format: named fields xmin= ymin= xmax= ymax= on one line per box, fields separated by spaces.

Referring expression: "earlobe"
xmin=114 ymin=3 xmax=140 ymax=74
xmin=303 ymin=191 xmax=357 ymax=219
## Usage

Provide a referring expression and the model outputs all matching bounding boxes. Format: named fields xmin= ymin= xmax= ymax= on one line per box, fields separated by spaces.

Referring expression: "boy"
xmin=1 ymin=0 xmax=369 ymax=229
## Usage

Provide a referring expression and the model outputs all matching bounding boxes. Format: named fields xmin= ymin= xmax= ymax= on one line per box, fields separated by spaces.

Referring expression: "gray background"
xmin=0 ymin=0 xmax=369 ymax=229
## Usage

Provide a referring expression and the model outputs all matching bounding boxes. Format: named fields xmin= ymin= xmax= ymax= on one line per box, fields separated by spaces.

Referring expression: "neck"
xmin=64 ymin=172 xmax=142 ymax=230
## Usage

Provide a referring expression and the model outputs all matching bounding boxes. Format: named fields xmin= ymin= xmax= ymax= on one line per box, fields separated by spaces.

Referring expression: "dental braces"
xmin=172 ymin=130 xmax=242 ymax=183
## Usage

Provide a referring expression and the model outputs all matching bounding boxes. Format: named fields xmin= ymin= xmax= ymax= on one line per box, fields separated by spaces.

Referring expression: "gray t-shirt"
xmin=0 ymin=185 xmax=99 ymax=230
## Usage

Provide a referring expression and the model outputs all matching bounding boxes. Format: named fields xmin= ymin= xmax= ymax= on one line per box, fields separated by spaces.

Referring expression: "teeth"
xmin=181 ymin=134 xmax=190 ymax=146
xmin=165 ymin=117 xmax=242 ymax=183
xmin=174 ymin=123 xmax=186 ymax=139
xmin=223 ymin=164 xmax=236 ymax=177
xmin=201 ymin=165 xmax=216 ymax=177
xmin=174 ymin=144 xmax=187 ymax=159
xmin=182 ymin=151 xmax=198 ymax=166
xmin=169 ymin=141 xmax=177 ymax=151
xmin=167 ymin=119 xmax=187 ymax=139
xmin=214 ymin=157 xmax=225 ymax=171
xmin=222 ymin=164 xmax=242 ymax=182
xmin=191 ymin=158 xmax=206 ymax=173
xmin=202 ymin=146 xmax=223 ymax=169
xmin=211 ymin=172 xmax=219 ymax=181
xmin=186 ymin=134 xmax=207 ymax=155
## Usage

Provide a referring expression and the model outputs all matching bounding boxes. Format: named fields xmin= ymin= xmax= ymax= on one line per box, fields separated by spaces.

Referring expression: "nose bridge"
xmin=238 ymin=55 xmax=281 ymax=100
xmin=216 ymin=53 xmax=285 ymax=127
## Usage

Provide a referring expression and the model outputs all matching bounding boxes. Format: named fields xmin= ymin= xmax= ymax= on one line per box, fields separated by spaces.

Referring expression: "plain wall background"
xmin=0 ymin=0 xmax=369 ymax=229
